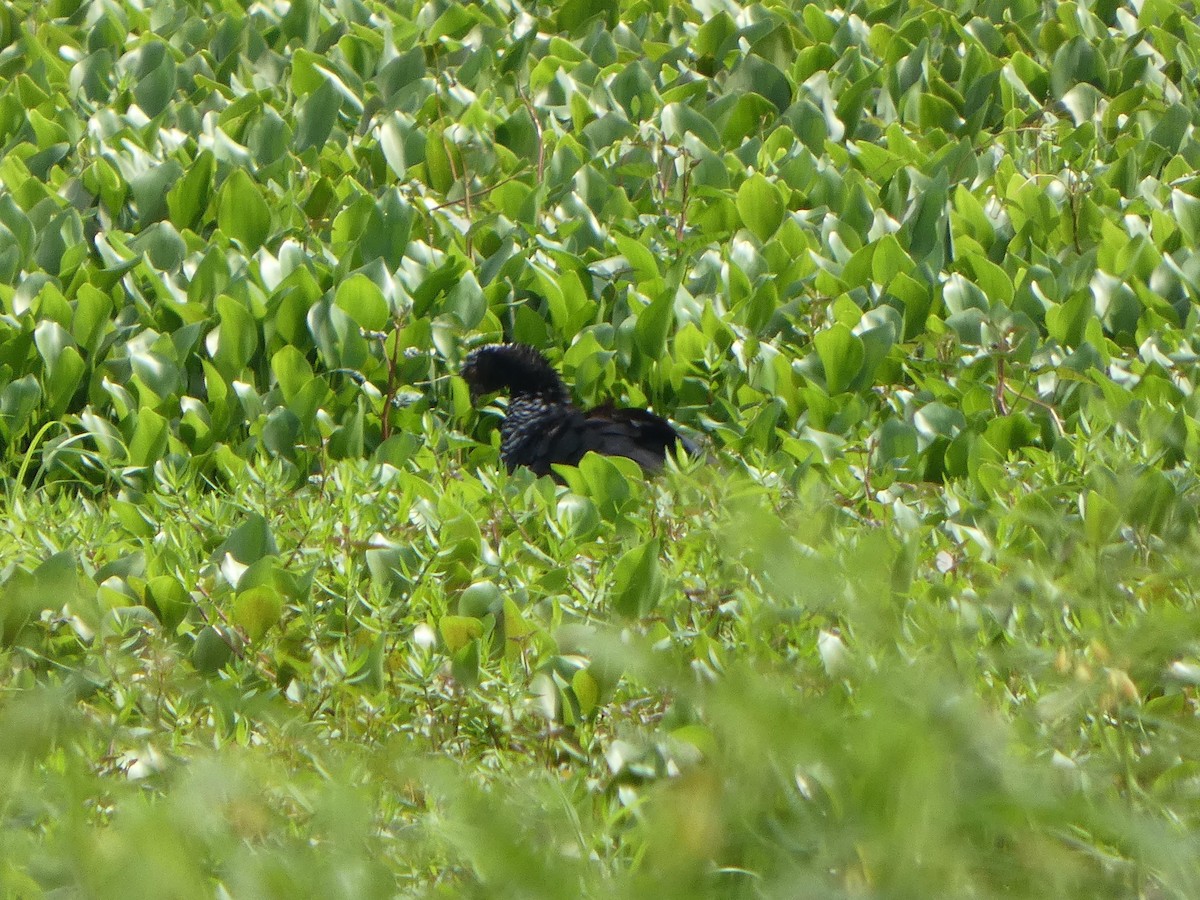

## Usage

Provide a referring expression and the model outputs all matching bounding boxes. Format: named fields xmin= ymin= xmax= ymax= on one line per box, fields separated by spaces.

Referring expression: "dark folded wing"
xmin=505 ymin=402 xmax=698 ymax=476
xmin=580 ymin=407 xmax=696 ymax=470
xmin=527 ymin=409 xmax=591 ymax=475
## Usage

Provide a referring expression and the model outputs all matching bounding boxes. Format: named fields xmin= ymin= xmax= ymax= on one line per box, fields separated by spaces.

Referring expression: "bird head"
xmin=461 ymin=343 xmax=569 ymax=403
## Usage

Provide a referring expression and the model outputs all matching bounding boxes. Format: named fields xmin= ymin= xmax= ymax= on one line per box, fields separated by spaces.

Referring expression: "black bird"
xmin=462 ymin=343 xmax=697 ymax=477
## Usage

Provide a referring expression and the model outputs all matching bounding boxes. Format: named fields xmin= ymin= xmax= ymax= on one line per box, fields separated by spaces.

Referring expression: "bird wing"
xmin=577 ymin=407 xmax=696 ymax=471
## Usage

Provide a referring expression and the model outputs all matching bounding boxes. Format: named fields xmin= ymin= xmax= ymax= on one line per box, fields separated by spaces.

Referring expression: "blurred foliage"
xmin=4 ymin=0 xmax=1200 ymax=894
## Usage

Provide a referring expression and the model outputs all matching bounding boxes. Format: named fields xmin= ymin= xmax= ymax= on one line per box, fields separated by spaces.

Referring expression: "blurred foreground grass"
xmin=3 ymin=446 xmax=1200 ymax=898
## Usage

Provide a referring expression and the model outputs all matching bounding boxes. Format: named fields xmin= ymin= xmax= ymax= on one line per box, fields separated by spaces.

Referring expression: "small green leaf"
xmin=1084 ymin=489 xmax=1120 ymax=546
xmin=459 ymin=581 xmax=504 ymax=619
xmin=167 ymin=149 xmax=214 ymax=230
xmin=334 ymin=273 xmax=389 ymax=331
xmin=572 ymin=668 xmax=599 ymax=715
xmin=440 ymin=615 xmax=484 ymax=653
xmin=192 ymin=625 xmax=233 ymax=674
xmin=128 ymin=408 xmax=168 ymax=467
xmin=813 ymin=323 xmax=864 ymax=394
xmin=216 ymin=169 xmax=271 ymax=251
xmin=233 ymin=586 xmax=284 ymax=642
xmin=610 ymin=537 xmax=663 ymax=618
xmin=736 ymin=173 xmax=784 ymax=241
xmin=145 ymin=575 xmax=191 ymax=630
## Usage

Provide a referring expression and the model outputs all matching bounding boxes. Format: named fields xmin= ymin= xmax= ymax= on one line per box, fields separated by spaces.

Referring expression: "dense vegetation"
xmin=4 ymin=0 xmax=1200 ymax=894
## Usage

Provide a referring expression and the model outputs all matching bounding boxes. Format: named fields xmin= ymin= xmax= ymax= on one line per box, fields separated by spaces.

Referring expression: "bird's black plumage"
xmin=462 ymin=343 xmax=696 ymax=477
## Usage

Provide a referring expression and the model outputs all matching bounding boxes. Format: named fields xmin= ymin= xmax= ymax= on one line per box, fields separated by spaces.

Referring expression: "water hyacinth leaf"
xmin=233 ymin=586 xmax=284 ymax=641
xmin=334 ymin=273 xmax=389 ymax=331
xmin=131 ymin=160 xmax=183 ymax=227
xmin=271 ymin=345 xmax=314 ymax=402
xmin=635 ymin=290 xmax=673 ymax=359
xmin=205 ymin=301 xmax=253 ymax=386
xmin=814 ymin=324 xmax=863 ymax=395
xmin=132 ymin=221 xmax=187 ymax=271
xmin=144 ymin=575 xmax=191 ymax=630
xmin=295 ymin=77 xmax=341 ymax=152
xmin=126 ymin=40 xmax=177 ymax=117
xmin=610 ymin=537 xmax=663 ymax=618
xmin=0 ymin=375 xmax=42 ymax=441
xmin=192 ymin=625 xmax=233 ymax=674
xmin=216 ymin=169 xmax=271 ymax=251
xmin=167 ymin=149 xmax=215 ymax=230
xmin=440 ymin=615 xmax=484 ymax=653
xmin=216 ymin=514 xmax=277 ymax=567
xmin=726 ymin=54 xmax=792 ymax=111
xmin=737 ymin=174 xmax=784 ymax=242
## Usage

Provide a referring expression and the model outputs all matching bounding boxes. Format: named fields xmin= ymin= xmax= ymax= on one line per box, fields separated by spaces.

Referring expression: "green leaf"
xmin=271 ymin=345 xmax=314 ymax=402
xmin=167 ymin=149 xmax=214 ymax=230
xmin=1172 ymin=190 xmax=1200 ymax=245
xmin=216 ymin=514 xmax=277 ymax=566
xmin=132 ymin=221 xmax=186 ymax=270
xmin=440 ymin=615 xmax=484 ymax=653
xmin=0 ymin=376 xmax=42 ymax=442
xmin=726 ymin=54 xmax=793 ymax=112
xmin=871 ymin=234 xmax=914 ymax=283
xmin=459 ymin=581 xmax=503 ymax=618
xmin=233 ymin=586 xmax=284 ymax=642
xmin=610 ymin=537 xmax=663 ymax=618
xmin=572 ymin=668 xmax=599 ymax=715
xmin=613 ymin=232 xmax=662 ymax=290
xmin=213 ymin=295 xmax=258 ymax=378
xmin=814 ymin=324 xmax=864 ymax=394
xmin=192 ymin=625 xmax=233 ymax=674
xmin=216 ymin=169 xmax=271 ymax=251
xmin=334 ymin=273 xmax=389 ymax=331
xmin=145 ymin=575 xmax=190 ymax=630
xmin=128 ymin=40 xmax=177 ymax=117
xmin=635 ymin=290 xmax=674 ymax=359
xmin=128 ymin=408 xmax=168 ymax=467
xmin=736 ymin=173 xmax=784 ymax=241
xmin=450 ymin=639 xmax=480 ymax=687
xmin=1083 ymin=489 xmax=1120 ymax=546
xmin=131 ymin=160 xmax=182 ymax=227
xmin=295 ymin=77 xmax=340 ymax=153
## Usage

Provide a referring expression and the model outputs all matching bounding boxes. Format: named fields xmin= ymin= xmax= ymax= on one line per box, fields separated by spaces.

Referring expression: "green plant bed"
xmin=3 ymin=0 xmax=1200 ymax=893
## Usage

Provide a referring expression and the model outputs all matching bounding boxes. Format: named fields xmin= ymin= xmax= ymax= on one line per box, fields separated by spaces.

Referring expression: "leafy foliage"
xmin=3 ymin=0 xmax=1200 ymax=895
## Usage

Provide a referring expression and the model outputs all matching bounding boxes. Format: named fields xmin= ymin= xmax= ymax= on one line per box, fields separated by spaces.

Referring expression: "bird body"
xmin=462 ymin=343 xmax=695 ymax=476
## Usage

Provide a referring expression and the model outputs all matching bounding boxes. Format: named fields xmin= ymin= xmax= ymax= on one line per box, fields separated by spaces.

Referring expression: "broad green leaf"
xmin=334 ymin=273 xmax=389 ymax=331
xmin=736 ymin=174 xmax=784 ymax=242
xmin=216 ymin=169 xmax=271 ymax=251
xmin=814 ymin=324 xmax=864 ymax=394
xmin=128 ymin=408 xmax=168 ymax=467
xmin=166 ymin=149 xmax=214 ymax=230
xmin=131 ymin=160 xmax=183 ymax=227
xmin=459 ymin=581 xmax=503 ymax=618
xmin=613 ymin=233 xmax=661 ymax=289
xmin=216 ymin=514 xmax=278 ymax=566
xmin=294 ymin=77 xmax=341 ymax=152
xmin=440 ymin=615 xmax=484 ymax=653
xmin=271 ymin=345 xmax=314 ymax=402
xmin=213 ymin=295 xmax=258 ymax=378
xmin=192 ymin=626 xmax=233 ymax=674
xmin=610 ymin=537 xmax=663 ymax=618
xmin=233 ymin=586 xmax=283 ymax=642
xmin=635 ymin=290 xmax=673 ymax=359
xmin=145 ymin=575 xmax=190 ymax=630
